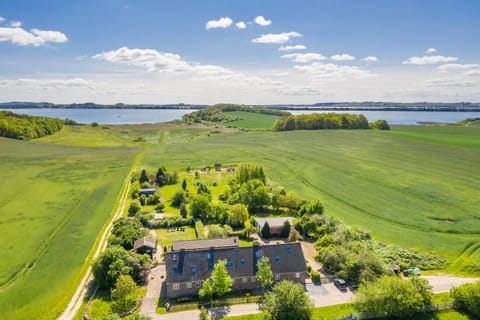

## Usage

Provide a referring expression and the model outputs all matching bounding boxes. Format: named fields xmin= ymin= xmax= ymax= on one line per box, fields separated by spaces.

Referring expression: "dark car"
xmin=334 ymin=278 xmax=347 ymax=291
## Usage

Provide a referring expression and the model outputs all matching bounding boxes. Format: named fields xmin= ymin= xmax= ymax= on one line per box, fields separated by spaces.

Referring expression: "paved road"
xmin=141 ymin=275 xmax=478 ymax=320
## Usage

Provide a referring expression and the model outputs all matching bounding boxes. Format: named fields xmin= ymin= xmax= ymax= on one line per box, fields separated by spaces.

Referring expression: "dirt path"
xmin=58 ymin=152 xmax=143 ymax=320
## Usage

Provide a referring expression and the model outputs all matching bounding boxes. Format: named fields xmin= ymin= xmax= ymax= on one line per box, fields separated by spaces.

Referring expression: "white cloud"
xmin=0 ymin=26 xmax=68 ymax=46
xmin=31 ymin=29 xmax=68 ymax=43
xmin=426 ymin=48 xmax=437 ymax=54
xmin=9 ymin=21 xmax=22 ymax=28
xmin=236 ymin=21 xmax=246 ymax=29
xmin=437 ymin=63 xmax=480 ymax=72
xmin=254 ymin=16 xmax=272 ymax=26
xmin=252 ymin=31 xmax=302 ymax=44
xmin=425 ymin=78 xmax=474 ymax=87
xmin=205 ymin=17 xmax=233 ymax=30
xmin=295 ymin=62 xmax=374 ymax=81
xmin=0 ymin=17 xmax=5 ymax=22
xmin=279 ymin=45 xmax=306 ymax=51
xmin=362 ymin=56 xmax=378 ymax=62
xmin=282 ymin=53 xmax=328 ymax=63
xmin=402 ymin=55 xmax=458 ymax=65
xmin=92 ymin=47 xmax=234 ymax=76
xmin=331 ymin=54 xmax=355 ymax=61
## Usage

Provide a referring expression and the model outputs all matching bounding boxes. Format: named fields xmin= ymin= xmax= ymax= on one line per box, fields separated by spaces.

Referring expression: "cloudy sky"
xmin=1 ymin=0 xmax=479 ymax=104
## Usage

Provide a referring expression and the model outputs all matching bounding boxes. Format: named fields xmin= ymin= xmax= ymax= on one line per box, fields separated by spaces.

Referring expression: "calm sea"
xmin=1 ymin=108 xmax=479 ymax=125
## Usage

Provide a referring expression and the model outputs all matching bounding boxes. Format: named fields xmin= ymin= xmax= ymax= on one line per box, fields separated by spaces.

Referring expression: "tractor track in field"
xmin=448 ymin=241 xmax=480 ymax=271
xmin=58 ymin=151 xmax=144 ymax=320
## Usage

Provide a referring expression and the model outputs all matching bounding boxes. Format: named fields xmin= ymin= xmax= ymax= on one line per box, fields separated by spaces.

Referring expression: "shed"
xmin=139 ymin=188 xmax=157 ymax=197
xmin=255 ymin=217 xmax=295 ymax=237
xmin=133 ymin=237 xmax=156 ymax=256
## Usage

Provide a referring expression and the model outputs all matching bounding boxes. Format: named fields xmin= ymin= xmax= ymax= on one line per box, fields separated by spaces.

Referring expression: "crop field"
xmin=0 ymin=136 xmax=139 ymax=319
xmin=133 ymin=123 xmax=480 ymax=274
xmin=220 ymin=111 xmax=281 ymax=129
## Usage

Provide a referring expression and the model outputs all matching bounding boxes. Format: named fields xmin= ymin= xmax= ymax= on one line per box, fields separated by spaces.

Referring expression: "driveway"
xmin=423 ymin=275 xmax=478 ymax=293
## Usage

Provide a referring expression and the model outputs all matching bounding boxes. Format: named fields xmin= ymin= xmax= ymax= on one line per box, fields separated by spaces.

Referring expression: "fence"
xmin=335 ymin=302 xmax=454 ymax=320
xmin=167 ymin=295 xmax=260 ymax=312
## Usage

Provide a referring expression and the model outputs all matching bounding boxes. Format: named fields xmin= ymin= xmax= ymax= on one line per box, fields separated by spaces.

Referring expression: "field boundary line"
xmin=58 ymin=150 xmax=144 ymax=320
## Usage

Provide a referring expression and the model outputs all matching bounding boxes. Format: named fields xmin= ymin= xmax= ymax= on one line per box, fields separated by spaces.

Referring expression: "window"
xmin=242 ymin=277 xmax=248 ymax=284
xmin=226 ymin=260 xmax=234 ymax=268
xmin=187 ymin=282 xmax=192 ymax=289
xmin=173 ymin=283 xmax=180 ymax=290
xmin=191 ymin=266 xmax=196 ymax=274
xmin=196 ymin=281 xmax=202 ymax=288
xmin=207 ymin=252 xmax=212 ymax=259
xmin=287 ymin=245 xmax=292 ymax=253
xmin=208 ymin=262 xmax=213 ymax=271
xmin=172 ymin=267 xmax=178 ymax=276
xmin=274 ymin=257 xmax=280 ymax=264
xmin=275 ymin=274 xmax=280 ymax=281
xmin=251 ymin=276 xmax=256 ymax=283
xmin=295 ymin=272 xmax=300 ymax=279
xmin=240 ymin=259 xmax=246 ymax=266
xmin=173 ymin=254 xmax=177 ymax=261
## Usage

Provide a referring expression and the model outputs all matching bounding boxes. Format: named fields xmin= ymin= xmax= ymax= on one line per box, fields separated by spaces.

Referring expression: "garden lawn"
xmin=155 ymin=226 xmax=197 ymax=248
xmin=0 ymin=137 xmax=139 ymax=319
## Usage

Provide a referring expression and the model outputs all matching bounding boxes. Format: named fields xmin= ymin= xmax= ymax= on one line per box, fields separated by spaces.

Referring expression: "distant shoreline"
xmin=2 ymin=102 xmax=480 ymax=112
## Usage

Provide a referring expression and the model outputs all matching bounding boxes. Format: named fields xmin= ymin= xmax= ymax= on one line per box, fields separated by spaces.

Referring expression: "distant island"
xmin=1 ymin=101 xmax=480 ymax=111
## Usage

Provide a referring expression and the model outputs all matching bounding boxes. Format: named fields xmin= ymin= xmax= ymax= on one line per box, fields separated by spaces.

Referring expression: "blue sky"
xmin=1 ymin=0 xmax=479 ymax=104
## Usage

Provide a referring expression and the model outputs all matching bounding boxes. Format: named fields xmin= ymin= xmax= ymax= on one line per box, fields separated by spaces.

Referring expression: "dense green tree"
xmin=109 ymin=217 xmax=148 ymax=250
xmin=171 ymin=190 xmax=187 ymax=208
xmin=354 ymin=276 xmax=430 ymax=318
xmin=299 ymin=199 xmax=324 ymax=216
xmin=182 ymin=178 xmax=187 ymax=191
xmin=128 ymin=201 xmax=141 ymax=216
xmin=261 ymin=221 xmax=271 ymax=238
xmin=261 ymin=280 xmax=313 ymax=320
xmin=197 ymin=181 xmax=211 ymax=195
xmin=210 ymin=259 xmax=233 ymax=298
xmin=0 ymin=111 xmax=64 ymax=140
xmin=92 ymin=246 xmax=150 ymax=289
xmin=256 ymin=256 xmax=273 ymax=291
xmin=236 ymin=164 xmax=266 ymax=185
xmin=179 ymin=202 xmax=188 ymax=218
xmin=451 ymin=281 xmax=480 ymax=318
xmin=273 ymin=113 xmax=371 ymax=131
xmin=111 ymin=275 xmax=137 ymax=314
xmin=227 ymin=203 xmax=249 ymax=227
xmin=280 ymin=220 xmax=291 ymax=238
xmin=372 ymin=119 xmax=390 ymax=130
xmin=190 ymin=194 xmax=212 ymax=221
xmin=139 ymin=169 xmax=149 ymax=184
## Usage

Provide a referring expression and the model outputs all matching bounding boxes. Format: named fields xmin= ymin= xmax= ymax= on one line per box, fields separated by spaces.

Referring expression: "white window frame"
xmin=173 ymin=283 xmax=180 ymax=290
xmin=186 ymin=282 xmax=192 ymax=289
xmin=251 ymin=276 xmax=256 ymax=283
xmin=242 ymin=277 xmax=248 ymax=284
xmin=295 ymin=272 xmax=300 ymax=279
xmin=275 ymin=274 xmax=280 ymax=281
xmin=196 ymin=281 xmax=202 ymax=288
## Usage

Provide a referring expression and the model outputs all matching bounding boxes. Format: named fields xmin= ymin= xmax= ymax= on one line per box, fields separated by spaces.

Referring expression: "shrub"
xmin=451 ymin=281 xmax=480 ymax=318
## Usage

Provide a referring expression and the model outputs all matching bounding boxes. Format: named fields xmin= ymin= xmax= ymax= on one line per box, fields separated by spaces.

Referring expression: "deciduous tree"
xmin=261 ymin=280 xmax=313 ymax=320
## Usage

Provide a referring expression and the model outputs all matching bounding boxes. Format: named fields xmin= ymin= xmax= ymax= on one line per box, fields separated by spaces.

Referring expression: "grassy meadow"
xmin=220 ymin=111 xmax=281 ymax=129
xmin=0 ymin=134 xmax=139 ymax=319
xmin=126 ymin=122 xmax=480 ymax=274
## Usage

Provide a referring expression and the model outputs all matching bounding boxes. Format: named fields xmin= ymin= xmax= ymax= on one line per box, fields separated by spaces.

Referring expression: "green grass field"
xmin=0 ymin=135 xmax=139 ymax=319
xmin=220 ymin=111 xmax=281 ymax=129
xmin=132 ymin=123 xmax=480 ymax=274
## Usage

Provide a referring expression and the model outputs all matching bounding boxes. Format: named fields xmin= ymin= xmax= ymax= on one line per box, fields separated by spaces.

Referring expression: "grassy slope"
xmin=135 ymin=124 xmax=480 ymax=273
xmin=0 ymin=127 xmax=139 ymax=319
xmin=220 ymin=111 xmax=281 ymax=129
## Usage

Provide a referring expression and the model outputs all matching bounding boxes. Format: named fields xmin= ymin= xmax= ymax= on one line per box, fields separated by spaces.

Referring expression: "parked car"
xmin=334 ymin=278 xmax=347 ymax=291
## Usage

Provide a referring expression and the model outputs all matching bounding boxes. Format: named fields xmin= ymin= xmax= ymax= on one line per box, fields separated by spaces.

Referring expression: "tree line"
xmin=272 ymin=113 xmax=390 ymax=131
xmin=182 ymin=103 xmax=290 ymax=123
xmin=0 ymin=110 xmax=64 ymax=140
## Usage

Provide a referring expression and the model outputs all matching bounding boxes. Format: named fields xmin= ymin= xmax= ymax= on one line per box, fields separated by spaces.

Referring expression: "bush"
xmin=171 ymin=190 xmax=186 ymax=208
xmin=128 ymin=201 xmax=141 ymax=216
xmin=451 ymin=281 xmax=480 ymax=318
xmin=310 ymin=271 xmax=320 ymax=284
xmin=195 ymin=220 xmax=207 ymax=239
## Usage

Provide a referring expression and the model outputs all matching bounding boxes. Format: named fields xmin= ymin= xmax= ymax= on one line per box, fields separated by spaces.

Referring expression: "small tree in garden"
xmin=261 ymin=221 xmax=271 ymax=238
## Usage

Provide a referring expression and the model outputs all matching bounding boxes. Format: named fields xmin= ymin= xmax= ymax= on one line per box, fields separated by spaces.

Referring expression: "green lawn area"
xmin=137 ymin=124 xmax=480 ymax=274
xmin=220 ymin=111 xmax=281 ymax=129
xmin=0 ymin=136 xmax=139 ymax=319
xmin=155 ymin=226 xmax=197 ymax=248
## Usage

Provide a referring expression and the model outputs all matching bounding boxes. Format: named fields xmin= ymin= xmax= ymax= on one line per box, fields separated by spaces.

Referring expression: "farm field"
xmin=131 ymin=123 xmax=480 ymax=274
xmin=0 ymin=136 xmax=139 ymax=319
xmin=220 ymin=111 xmax=281 ymax=129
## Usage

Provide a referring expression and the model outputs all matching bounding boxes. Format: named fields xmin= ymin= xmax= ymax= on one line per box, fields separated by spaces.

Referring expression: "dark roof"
xmin=133 ymin=237 xmax=156 ymax=250
xmin=139 ymin=188 xmax=157 ymax=195
xmin=165 ymin=242 xmax=307 ymax=283
xmin=172 ymin=237 xmax=239 ymax=252
xmin=255 ymin=217 xmax=294 ymax=228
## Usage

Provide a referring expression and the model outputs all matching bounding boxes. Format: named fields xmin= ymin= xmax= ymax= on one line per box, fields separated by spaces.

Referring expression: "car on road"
xmin=334 ymin=278 xmax=347 ymax=291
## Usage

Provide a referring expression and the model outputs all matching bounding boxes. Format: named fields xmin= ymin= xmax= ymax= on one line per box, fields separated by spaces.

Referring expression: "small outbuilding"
xmin=139 ymin=188 xmax=157 ymax=197
xmin=133 ymin=237 xmax=156 ymax=256
xmin=255 ymin=217 xmax=295 ymax=237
